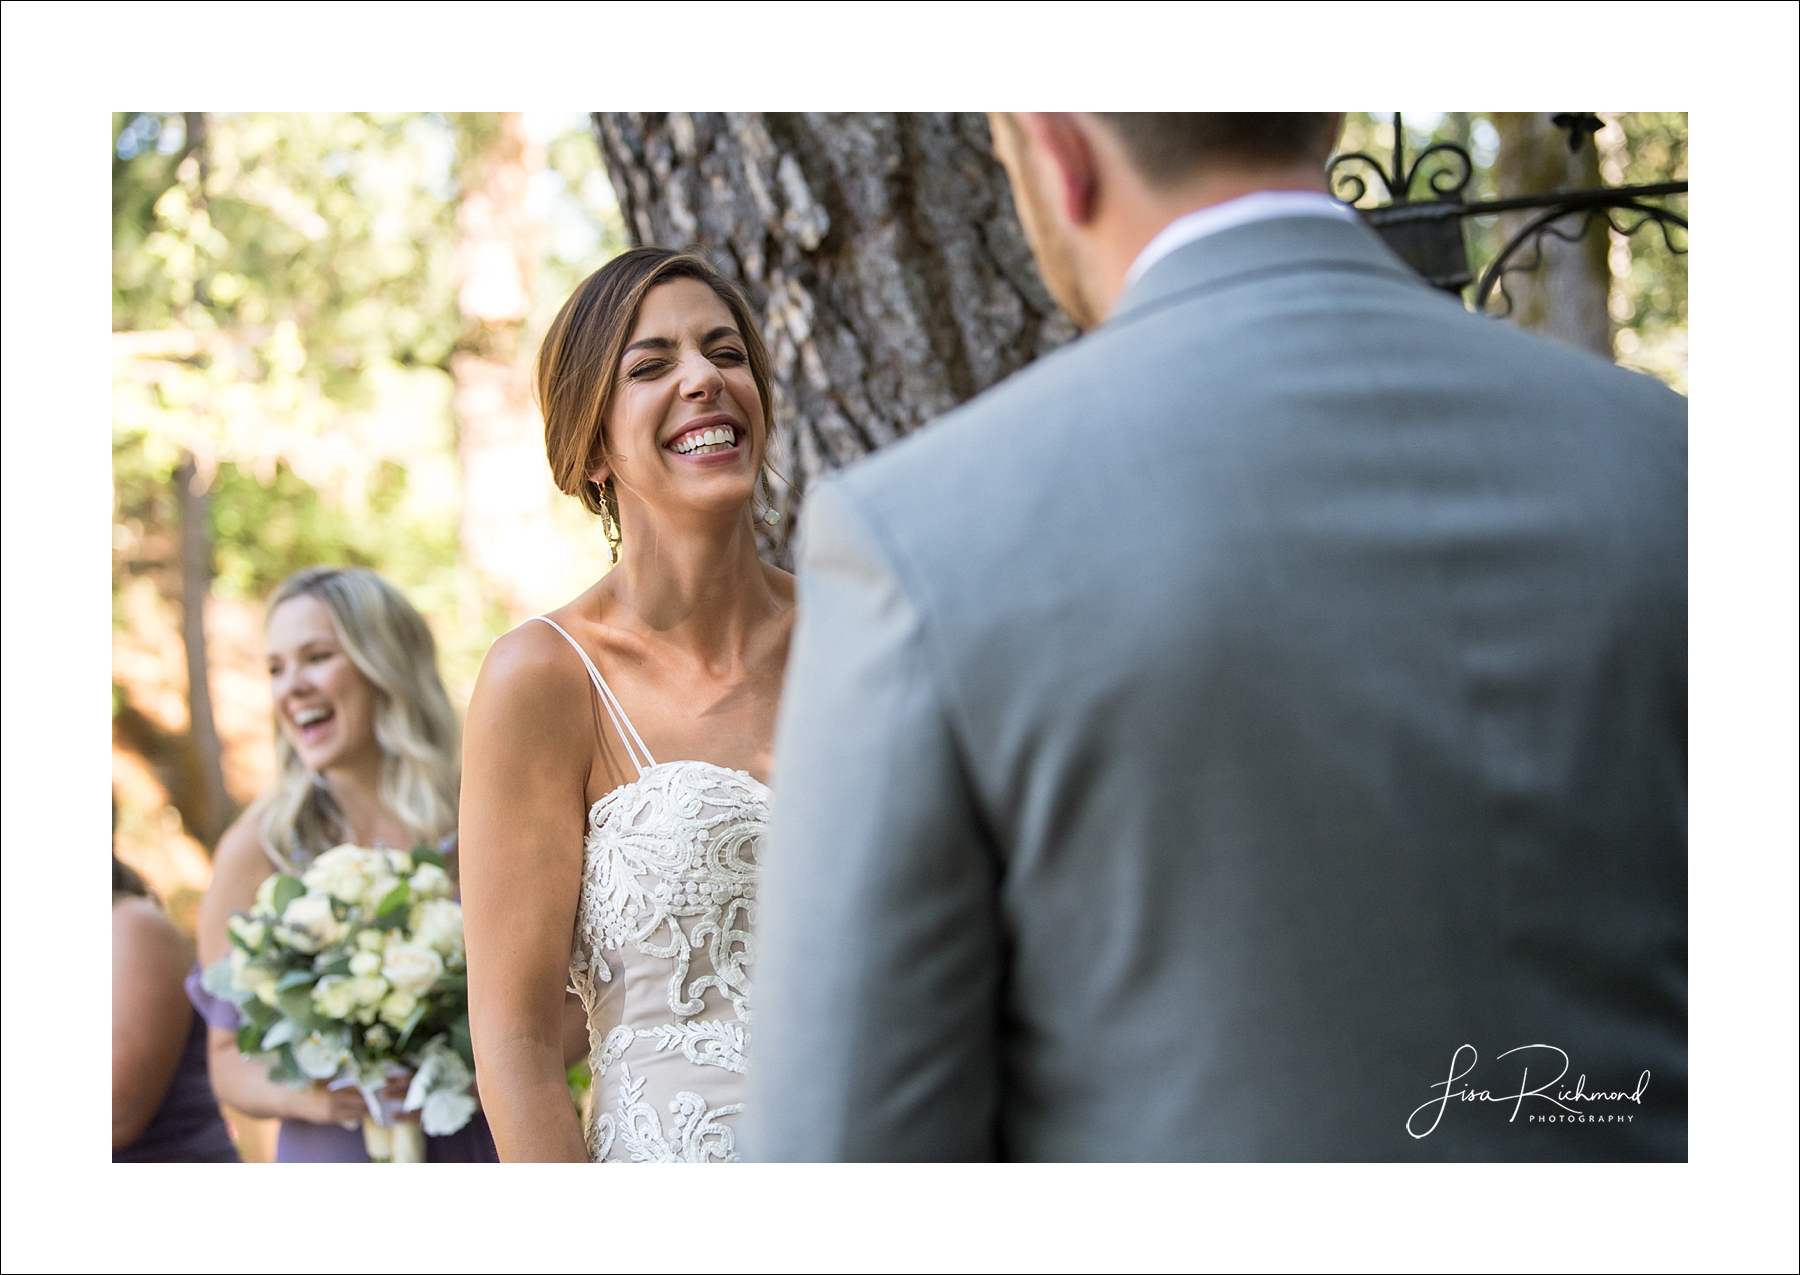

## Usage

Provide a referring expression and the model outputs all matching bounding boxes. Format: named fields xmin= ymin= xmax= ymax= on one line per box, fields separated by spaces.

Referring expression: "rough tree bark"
xmin=591 ymin=112 xmax=1075 ymax=564
xmin=1491 ymin=113 xmax=1612 ymax=358
xmin=451 ymin=113 xmax=567 ymax=617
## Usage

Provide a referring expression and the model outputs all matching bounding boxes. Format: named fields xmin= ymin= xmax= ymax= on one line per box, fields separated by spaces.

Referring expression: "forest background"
xmin=111 ymin=108 xmax=1688 ymax=952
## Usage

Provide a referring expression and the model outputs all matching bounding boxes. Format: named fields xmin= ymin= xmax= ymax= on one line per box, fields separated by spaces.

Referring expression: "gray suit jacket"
xmin=747 ymin=215 xmax=1686 ymax=1160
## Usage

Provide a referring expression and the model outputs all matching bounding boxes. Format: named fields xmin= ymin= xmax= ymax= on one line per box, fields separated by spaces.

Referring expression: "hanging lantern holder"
xmin=1328 ymin=113 xmax=1687 ymax=316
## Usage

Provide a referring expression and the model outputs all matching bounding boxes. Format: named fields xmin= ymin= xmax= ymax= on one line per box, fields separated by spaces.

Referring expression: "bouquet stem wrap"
xmin=363 ymin=1119 xmax=427 ymax=1163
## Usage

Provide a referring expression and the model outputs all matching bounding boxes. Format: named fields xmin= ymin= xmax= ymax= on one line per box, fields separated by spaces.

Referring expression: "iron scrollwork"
xmin=1330 ymin=113 xmax=1687 ymax=314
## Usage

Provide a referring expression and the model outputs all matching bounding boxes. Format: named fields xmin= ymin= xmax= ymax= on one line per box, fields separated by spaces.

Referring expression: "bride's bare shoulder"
xmin=468 ymin=615 xmax=592 ymax=725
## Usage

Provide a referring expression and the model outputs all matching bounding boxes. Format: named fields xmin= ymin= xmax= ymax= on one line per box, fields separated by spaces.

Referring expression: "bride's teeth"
xmin=674 ymin=426 xmax=736 ymax=454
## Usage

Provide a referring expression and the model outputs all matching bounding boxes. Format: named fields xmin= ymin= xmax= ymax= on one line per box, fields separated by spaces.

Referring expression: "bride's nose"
xmin=677 ymin=351 xmax=724 ymax=400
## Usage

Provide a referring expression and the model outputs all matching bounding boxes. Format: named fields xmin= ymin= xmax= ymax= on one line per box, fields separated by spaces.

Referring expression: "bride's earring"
xmin=754 ymin=466 xmax=782 ymax=527
xmin=595 ymin=478 xmax=622 ymax=565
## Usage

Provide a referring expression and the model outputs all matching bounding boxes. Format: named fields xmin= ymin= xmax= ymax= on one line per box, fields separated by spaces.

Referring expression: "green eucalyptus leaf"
xmin=376 ymin=881 xmax=411 ymax=917
xmin=200 ymin=958 xmax=249 ymax=1004
xmin=261 ymin=1018 xmax=303 ymax=1051
xmin=312 ymin=954 xmax=353 ymax=978
xmin=270 ymin=874 xmax=306 ymax=916
xmin=394 ymin=1002 xmax=429 ymax=1052
xmin=268 ymin=1043 xmax=309 ymax=1090
xmin=274 ymin=969 xmax=317 ymax=992
xmin=236 ymin=1021 xmax=263 ymax=1055
xmin=277 ymin=987 xmax=320 ymax=1032
xmin=409 ymin=847 xmax=446 ymax=871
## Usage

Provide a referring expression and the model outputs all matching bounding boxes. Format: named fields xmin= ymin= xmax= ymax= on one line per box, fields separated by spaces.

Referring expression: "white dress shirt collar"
xmin=1122 ymin=190 xmax=1359 ymax=292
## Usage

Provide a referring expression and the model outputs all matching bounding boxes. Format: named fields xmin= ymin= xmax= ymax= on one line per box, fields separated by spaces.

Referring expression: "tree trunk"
xmin=175 ymin=451 xmax=233 ymax=849
xmin=1490 ymin=113 xmax=1612 ymax=357
xmin=591 ymin=112 xmax=1076 ymax=565
xmin=450 ymin=113 xmax=568 ymax=618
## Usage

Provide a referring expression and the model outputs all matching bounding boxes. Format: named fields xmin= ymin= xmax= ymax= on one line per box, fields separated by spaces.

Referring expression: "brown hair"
xmin=1093 ymin=113 xmax=1338 ymax=186
xmin=536 ymin=247 xmax=773 ymax=518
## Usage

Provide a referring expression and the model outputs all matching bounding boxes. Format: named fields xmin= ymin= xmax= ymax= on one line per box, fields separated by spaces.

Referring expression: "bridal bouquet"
xmin=202 ymin=843 xmax=477 ymax=1161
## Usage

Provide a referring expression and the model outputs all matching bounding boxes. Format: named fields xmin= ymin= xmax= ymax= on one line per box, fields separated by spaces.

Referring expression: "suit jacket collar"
xmin=1107 ymin=213 xmax=1425 ymax=328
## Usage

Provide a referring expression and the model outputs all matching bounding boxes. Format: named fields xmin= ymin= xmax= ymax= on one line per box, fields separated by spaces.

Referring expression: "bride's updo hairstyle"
xmin=254 ymin=566 xmax=460 ymax=872
xmin=536 ymin=247 xmax=773 ymax=521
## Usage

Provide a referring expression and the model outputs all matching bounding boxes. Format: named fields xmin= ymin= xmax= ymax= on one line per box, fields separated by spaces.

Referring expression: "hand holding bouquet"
xmin=202 ymin=843 xmax=477 ymax=1161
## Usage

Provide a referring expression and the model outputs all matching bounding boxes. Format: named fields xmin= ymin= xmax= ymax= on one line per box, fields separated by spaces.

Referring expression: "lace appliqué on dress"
xmin=568 ymin=760 xmax=766 ymax=1163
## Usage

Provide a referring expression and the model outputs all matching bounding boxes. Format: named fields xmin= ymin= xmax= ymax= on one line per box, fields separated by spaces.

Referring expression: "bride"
xmin=461 ymin=248 xmax=794 ymax=1161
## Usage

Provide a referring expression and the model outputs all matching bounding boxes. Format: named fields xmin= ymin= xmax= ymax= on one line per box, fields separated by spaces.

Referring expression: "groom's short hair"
xmin=1094 ymin=113 xmax=1338 ymax=186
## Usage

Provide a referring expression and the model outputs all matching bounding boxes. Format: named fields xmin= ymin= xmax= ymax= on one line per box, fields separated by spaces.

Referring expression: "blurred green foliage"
xmin=113 ymin=111 xmax=459 ymax=388
xmin=112 ymin=112 xmax=621 ymax=697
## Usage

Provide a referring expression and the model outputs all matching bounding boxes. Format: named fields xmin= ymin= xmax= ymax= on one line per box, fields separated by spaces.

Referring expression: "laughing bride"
xmin=460 ymin=248 xmax=794 ymax=1161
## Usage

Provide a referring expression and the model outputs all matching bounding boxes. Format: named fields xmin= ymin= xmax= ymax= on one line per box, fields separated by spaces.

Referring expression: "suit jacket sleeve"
xmin=745 ymin=479 xmax=1003 ymax=1161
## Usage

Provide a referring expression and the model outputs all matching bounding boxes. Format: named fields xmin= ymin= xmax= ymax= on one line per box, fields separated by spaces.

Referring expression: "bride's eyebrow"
xmin=623 ymin=336 xmax=677 ymax=356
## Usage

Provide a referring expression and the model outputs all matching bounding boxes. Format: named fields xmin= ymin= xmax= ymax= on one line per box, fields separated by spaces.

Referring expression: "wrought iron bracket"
xmin=1329 ymin=114 xmax=1686 ymax=315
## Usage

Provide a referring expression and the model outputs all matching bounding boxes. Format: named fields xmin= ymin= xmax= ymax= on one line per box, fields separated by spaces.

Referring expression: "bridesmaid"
xmin=114 ymin=856 xmax=239 ymax=1162
xmin=191 ymin=566 xmax=501 ymax=1161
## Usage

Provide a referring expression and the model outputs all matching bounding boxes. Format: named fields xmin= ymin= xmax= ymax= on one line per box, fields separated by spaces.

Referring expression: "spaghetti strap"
xmin=528 ymin=616 xmax=657 ymax=776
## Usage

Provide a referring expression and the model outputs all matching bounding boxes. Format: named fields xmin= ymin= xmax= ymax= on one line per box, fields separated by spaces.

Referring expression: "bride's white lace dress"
xmin=533 ymin=617 xmax=766 ymax=1163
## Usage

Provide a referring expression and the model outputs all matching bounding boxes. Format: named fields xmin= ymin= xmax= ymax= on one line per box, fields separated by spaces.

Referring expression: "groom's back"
xmin=801 ymin=214 xmax=1686 ymax=1160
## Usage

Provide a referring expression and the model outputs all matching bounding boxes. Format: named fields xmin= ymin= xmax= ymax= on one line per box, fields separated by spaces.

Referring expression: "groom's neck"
xmin=1084 ymin=157 xmax=1333 ymax=320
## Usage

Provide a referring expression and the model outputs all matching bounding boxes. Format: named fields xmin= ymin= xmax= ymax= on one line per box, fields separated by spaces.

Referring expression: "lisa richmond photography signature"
xmin=1406 ymin=1044 xmax=1652 ymax=1138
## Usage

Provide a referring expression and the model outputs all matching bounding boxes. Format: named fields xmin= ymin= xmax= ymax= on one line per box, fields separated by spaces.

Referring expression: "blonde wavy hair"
xmin=251 ymin=567 xmax=460 ymax=873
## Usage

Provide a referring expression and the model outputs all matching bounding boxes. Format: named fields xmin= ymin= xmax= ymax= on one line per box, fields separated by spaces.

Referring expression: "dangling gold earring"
xmin=595 ymin=478 xmax=621 ymax=565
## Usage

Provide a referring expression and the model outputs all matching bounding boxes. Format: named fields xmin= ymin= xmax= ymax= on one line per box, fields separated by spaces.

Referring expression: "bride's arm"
xmin=462 ymin=624 xmax=594 ymax=1162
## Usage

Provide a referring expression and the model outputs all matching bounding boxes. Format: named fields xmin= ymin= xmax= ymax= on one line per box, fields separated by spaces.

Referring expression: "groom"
xmin=747 ymin=114 xmax=1686 ymax=1160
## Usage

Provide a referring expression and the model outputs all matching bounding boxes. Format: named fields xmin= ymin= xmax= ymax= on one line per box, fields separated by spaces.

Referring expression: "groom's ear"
xmin=1013 ymin=113 xmax=1099 ymax=228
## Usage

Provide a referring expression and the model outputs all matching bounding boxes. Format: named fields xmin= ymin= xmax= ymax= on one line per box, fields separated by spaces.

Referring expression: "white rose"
xmin=349 ymin=975 xmax=389 ymax=1007
xmin=349 ymin=950 xmax=383 ymax=977
xmin=383 ymin=848 xmax=414 ymax=875
xmin=277 ymin=893 xmax=347 ymax=954
xmin=356 ymin=928 xmax=386 ymax=953
xmin=311 ymin=975 xmax=359 ymax=1020
xmin=378 ymin=989 xmax=418 ymax=1027
xmin=411 ymin=899 xmax=464 ymax=959
xmin=230 ymin=952 xmax=280 ymax=1006
xmin=228 ymin=915 xmax=267 ymax=951
xmin=252 ymin=875 xmax=284 ymax=916
xmin=408 ymin=863 xmax=453 ymax=900
xmin=303 ymin=844 xmax=378 ymax=905
xmin=381 ymin=943 xmax=444 ymax=998
xmin=292 ymin=1031 xmax=350 ymax=1081
xmin=364 ymin=1023 xmax=392 ymax=1050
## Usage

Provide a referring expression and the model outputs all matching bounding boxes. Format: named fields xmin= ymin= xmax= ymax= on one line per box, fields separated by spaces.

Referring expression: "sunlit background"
xmin=111 ymin=110 xmax=1688 ymax=950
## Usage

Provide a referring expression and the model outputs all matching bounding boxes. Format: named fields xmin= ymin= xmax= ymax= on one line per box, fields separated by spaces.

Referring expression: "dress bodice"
xmin=529 ymin=616 xmax=767 ymax=1164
